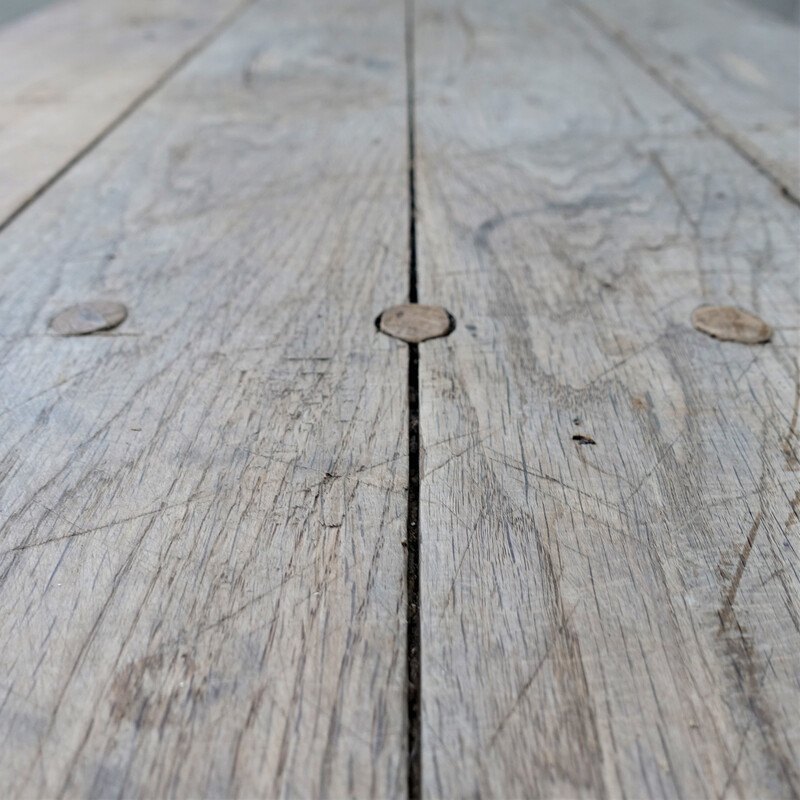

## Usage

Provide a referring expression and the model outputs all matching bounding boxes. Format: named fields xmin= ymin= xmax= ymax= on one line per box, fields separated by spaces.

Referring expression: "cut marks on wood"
xmin=413 ymin=0 xmax=800 ymax=796
xmin=0 ymin=0 xmax=409 ymax=796
xmin=0 ymin=0 xmax=797 ymax=796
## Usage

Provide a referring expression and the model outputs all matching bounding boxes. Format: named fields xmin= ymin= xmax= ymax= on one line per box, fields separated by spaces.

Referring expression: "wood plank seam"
xmin=567 ymin=0 xmax=800 ymax=207
xmin=405 ymin=1 xmax=423 ymax=798
xmin=0 ymin=0 xmax=256 ymax=237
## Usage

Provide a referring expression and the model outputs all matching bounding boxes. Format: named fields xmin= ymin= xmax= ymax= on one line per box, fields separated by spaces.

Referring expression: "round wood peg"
xmin=691 ymin=305 xmax=771 ymax=344
xmin=378 ymin=304 xmax=455 ymax=343
xmin=50 ymin=301 xmax=128 ymax=336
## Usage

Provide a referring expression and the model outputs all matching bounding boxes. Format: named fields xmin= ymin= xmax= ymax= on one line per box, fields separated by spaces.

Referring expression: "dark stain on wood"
xmin=50 ymin=301 xmax=127 ymax=336
xmin=376 ymin=303 xmax=456 ymax=343
xmin=691 ymin=305 xmax=772 ymax=344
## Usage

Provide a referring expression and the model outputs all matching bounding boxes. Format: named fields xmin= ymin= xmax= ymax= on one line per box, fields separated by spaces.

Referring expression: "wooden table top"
xmin=0 ymin=0 xmax=797 ymax=796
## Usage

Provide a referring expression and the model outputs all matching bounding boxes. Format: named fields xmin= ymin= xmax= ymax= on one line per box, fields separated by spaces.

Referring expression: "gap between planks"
xmin=404 ymin=0 xmax=424 ymax=795
xmin=0 ymin=0 xmax=256 ymax=235
xmin=568 ymin=0 xmax=800 ymax=206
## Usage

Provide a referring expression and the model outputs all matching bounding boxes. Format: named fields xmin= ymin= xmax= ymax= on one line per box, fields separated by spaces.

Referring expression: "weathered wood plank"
xmin=0 ymin=0 xmax=409 ymax=796
xmin=574 ymin=0 xmax=800 ymax=201
xmin=414 ymin=0 xmax=800 ymax=796
xmin=0 ymin=0 xmax=246 ymax=228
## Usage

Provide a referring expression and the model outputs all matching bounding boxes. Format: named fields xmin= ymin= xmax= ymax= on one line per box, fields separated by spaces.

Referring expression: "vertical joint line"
xmin=0 ymin=0 xmax=258 ymax=236
xmin=405 ymin=0 xmax=418 ymax=305
xmin=404 ymin=0 xmax=422 ymax=798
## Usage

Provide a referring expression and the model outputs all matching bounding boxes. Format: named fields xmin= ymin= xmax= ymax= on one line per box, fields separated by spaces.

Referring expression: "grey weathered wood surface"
xmin=0 ymin=0 xmax=246 ymax=228
xmin=0 ymin=0 xmax=409 ymax=796
xmin=414 ymin=0 xmax=800 ymax=796
xmin=575 ymin=0 xmax=800 ymax=201
xmin=2 ymin=0 xmax=799 ymax=795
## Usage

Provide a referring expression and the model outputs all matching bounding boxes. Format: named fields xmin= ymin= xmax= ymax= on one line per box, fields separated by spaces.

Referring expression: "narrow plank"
xmin=574 ymin=0 xmax=800 ymax=200
xmin=0 ymin=0 xmax=409 ymax=796
xmin=414 ymin=0 xmax=800 ymax=796
xmin=0 ymin=0 xmax=245 ymax=228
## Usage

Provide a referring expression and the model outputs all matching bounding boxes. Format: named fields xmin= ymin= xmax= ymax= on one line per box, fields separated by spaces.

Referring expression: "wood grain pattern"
xmin=414 ymin=0 xmax=800 ymax=796
xmin=0 ymin=0 xmax=409 ymax=796
xmin=0 ymin=0 xmax=246 ymax=228
xmin=574 ymin=0 xmax=800 ymax=201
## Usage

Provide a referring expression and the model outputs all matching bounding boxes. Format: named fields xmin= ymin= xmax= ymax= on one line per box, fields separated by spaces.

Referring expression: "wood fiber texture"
xmin=413 ymin=0 xmax=800 ymax=796
xmin=1 ymin=0 xmax=798 ymax=796
xmin=0 ymin=0 xmax=409 ymax=796
xmin=575 ymin=0 xmax=800 ymax=200
xmin=0 ymin=0 xmax=246 ymax=227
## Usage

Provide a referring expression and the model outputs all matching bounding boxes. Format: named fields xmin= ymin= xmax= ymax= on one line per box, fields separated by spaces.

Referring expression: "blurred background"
xmin=1 ymin=0 xmax=798 ymax=28
xmin=0 ymin=0 xmax=54 ymax=26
